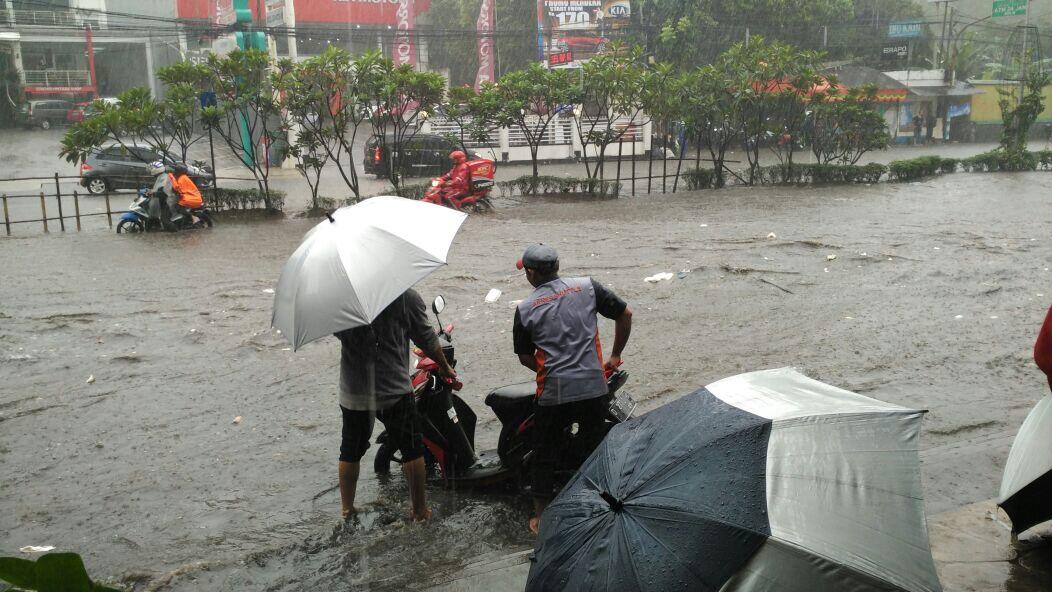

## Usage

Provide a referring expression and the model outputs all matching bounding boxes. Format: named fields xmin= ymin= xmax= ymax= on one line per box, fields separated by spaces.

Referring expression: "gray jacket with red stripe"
xmin=514 ymin=277 xmax=611 ymax=406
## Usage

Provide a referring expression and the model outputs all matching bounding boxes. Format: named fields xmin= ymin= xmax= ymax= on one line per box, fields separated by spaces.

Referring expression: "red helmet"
xmin=449 ymin=150 xmax=467 ymax=163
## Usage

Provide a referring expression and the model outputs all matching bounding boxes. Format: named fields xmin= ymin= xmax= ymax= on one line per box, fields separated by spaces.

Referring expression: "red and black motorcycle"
xmin=373 ymin=295 xmax=635 ymax=490
xmin=421 ymin=158 xmax=496 ymax=213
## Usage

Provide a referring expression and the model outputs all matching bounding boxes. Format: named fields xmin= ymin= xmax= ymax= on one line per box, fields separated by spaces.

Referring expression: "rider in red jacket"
xmin=441 ymin=150 xmax=471 ymax=202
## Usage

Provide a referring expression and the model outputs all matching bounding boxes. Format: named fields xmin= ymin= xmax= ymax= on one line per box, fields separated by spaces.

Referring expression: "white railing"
xmin=425 ymin=117 xmax=499 ymax=147
xmin=1 ymin=9 xmax=104 ymax=28
xmin=23 ymin=70 xmax=92 ymax=87
xmin=422 ymin=113 xmax=650 ymax=163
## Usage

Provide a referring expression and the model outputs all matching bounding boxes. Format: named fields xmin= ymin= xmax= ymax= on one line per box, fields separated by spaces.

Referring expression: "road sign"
xmin=992 ymin=0 xmax=1027 ymax=18
xmin=888 ymin=19 xmax=924 ymax=38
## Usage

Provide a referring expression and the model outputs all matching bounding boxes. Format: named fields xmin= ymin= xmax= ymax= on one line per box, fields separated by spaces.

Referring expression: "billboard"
xmin=177 ymin=0 xmax=432 ymax=26
xmin=538 ymin=0 xmax=630 ymax=68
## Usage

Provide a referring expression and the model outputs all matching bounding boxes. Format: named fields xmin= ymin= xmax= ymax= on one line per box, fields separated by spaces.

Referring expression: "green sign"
xmin=993 ymin=0 xmax=1027 ymax=18
xmin=888 ymin=20 xmax=923 ymax=39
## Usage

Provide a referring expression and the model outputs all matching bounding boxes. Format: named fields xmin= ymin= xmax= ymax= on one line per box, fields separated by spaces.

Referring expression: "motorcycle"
xmin=373 ymin=295 xmax=635 ymax=491
xmin=117 ymin=185 xmax=214 ymax=234
xmin=421 ymin=158 xmax=496 ymax=213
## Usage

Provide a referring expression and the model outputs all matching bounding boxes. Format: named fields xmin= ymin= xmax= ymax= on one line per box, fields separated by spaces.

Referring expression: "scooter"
xmin=422 ymin=158 xmax=496 ymax=213
xmin=117 ymin=186 xmax=214 ymax=234
xmin=373 ymin=295 xmax=635 ymax=490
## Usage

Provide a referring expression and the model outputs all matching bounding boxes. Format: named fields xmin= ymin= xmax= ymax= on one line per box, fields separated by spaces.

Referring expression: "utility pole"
xmin=1019 ymin=0 xmax=1031 ymax=105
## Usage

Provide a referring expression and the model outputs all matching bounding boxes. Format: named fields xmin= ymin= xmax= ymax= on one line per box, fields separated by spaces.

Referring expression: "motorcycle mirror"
xmin=432 ymin=296 xmax=446 ymax=315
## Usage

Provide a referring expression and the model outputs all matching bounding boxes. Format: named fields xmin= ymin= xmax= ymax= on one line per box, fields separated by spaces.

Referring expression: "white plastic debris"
xmin=766 ymin=232 xmax=777 ymax=239
xmin=485 ymin=288 xmax=502 ymax=303
xmin=699 ymin=223 xmax=708 ymax=228
xmin=644 ymin=272 xmax=675 ymax=283
xmin=86 ymin=375 xmax=95 ymax=384
xmin=262 ymin=288 xmax=275 ymax=294
xmin=232 ymin=416 xmax=243 ymax=425
xmin=826 ymin=254 xmax=837 ymax=261
xmin=954 ymin=315 xmax=963 ymax=319
xmin=20 ymin=546 xmax=55 ymax=553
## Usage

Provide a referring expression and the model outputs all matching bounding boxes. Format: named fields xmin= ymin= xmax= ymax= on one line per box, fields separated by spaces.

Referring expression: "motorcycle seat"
xmin=484 ymin=382 xmax=536 ymax=409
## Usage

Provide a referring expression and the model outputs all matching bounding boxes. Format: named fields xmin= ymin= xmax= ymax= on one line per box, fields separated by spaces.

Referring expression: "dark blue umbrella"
xmin=527 ymin=368 xmax=942 ymax=592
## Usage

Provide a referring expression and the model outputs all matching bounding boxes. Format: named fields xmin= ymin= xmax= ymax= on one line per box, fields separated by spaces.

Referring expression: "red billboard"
xmin=178 ymin=0 xmax=430 ymax=25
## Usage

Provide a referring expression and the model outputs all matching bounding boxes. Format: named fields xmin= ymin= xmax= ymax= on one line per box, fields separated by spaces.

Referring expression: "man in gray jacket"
xmin=513 ymin=244 xmax=633 ymax=533
xmin=335 ymin=289 xmax=455 ymax=521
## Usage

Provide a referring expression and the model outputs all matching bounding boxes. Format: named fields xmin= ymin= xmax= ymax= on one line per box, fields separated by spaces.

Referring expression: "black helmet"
xmin=173 ymin=163 xmax=189 ymax=176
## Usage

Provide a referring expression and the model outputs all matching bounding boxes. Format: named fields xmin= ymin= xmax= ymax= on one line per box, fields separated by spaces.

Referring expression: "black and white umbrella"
xmin=528 ymin=368 xmax=942 ymax=592
xmin=998 ymin=394 xmax=1052 ymax=534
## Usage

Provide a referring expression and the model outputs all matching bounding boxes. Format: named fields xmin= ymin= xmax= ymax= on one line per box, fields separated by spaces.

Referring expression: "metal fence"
xmin=23 ymin=70 xmax=92 ymax=87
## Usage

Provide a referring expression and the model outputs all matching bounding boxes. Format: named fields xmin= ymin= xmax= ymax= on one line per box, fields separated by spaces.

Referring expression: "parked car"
xmin=79 ymin=144 xmax=215 ymax=194
xmin=67 ymin=97 xmax=118 ymax=123
xmin=364 ymin=133 xmax=483 ymax=178
xmin=19 ymin=99 xmax=75 ymax=130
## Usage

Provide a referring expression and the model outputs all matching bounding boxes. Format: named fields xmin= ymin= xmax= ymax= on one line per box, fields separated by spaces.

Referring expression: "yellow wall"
xmin=970 ymin=82 xmax=1052 ymax=124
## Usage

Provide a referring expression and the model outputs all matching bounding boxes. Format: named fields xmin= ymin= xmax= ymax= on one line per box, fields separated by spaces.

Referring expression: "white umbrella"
xmin=272 ymin=196 xmax=467 ymax=350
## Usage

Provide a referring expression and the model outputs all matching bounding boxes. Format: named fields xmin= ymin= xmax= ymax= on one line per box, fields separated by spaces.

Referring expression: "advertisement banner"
xmin=392 ymin=0 xmax=417 ymax=66
xmin=474 ymin=0 xmax=495 ymax=89
xmin=178 ymin=0 xmax=432 ymax=26
xmin=538 ymin=0 xmax=630 ymax=68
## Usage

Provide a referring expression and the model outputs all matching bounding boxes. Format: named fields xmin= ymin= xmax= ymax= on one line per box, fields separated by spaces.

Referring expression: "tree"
xmin=358 ymin=53 xmax=445 ymax=190
xmin=279 ymin=47 xmax=375 ymax=201
xmin=573 ymin=44 xmax=653 ymax=182
xmin=999 ymin=70 xmax=1051 ymax=158
xmin=684 ymin=65 xmax=744 ymax=188
xmin=271 ymin=58 xmax=329 ymax=211
xmin=495 ymin=63 xmax=578 ymax=180
xmin=805 ymin=85 xmax=890 ymax=164
xmin=156 ymin=61 xmax=210 ymax=163
xmin=59 ymin=89 xmax=174 ymax=167
xmin=199 ymin=49 xmax=283 ymax=208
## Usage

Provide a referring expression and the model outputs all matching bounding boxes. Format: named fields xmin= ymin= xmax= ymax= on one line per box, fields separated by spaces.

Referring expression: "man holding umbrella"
xmin=271 ymin=196 xmax=469 ymax=523
xmin=512 ymin=244 xmax=633 ymax=534
xmin=336 ymin=289 xmax=456 ymax=522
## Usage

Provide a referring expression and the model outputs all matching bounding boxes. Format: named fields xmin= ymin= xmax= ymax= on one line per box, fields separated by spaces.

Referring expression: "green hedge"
xmin=961 ymin=150 xmax=1037 ymax=172
xmin=887 ymin=156 xmax=944 ymax=181
xmin=496 ymin=175 xmax=621 ymax=198
xmin=752 ymin=162 xmax=888 ymax=185
xmin=206 ymin=187 xmax=286 ymax=212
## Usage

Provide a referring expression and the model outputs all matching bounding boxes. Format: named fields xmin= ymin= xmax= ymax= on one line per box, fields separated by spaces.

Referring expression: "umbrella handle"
xmin=325 ymin=212 xmax=335 ymax=223
xmin=599 ymin=491 xmax=624 ymax=512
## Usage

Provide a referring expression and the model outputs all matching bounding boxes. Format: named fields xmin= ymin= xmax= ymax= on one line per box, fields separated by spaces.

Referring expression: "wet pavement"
xmin=2 ymin=163 xmax=1051 ymax=589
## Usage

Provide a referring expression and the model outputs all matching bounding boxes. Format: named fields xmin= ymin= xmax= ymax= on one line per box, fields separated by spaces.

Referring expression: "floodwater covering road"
xmin=1 ymin=172 xmax=1050 ymax=590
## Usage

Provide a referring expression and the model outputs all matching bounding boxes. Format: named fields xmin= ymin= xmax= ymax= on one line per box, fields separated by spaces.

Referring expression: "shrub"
xmin=938 ymin=158 xmax=959 ymax=174
xmin=887 ymin=156 xmax=942 ymax=181
xmin=754 ymin=162 xmax=886 ymax=185
xmin=962 ymin=150 xmax=1037 ymax=173
xmin=497 ymin=175 xmax=620 ymax=197
xmin=206 ymin=187 xmax=286 ymax=212
xmin=684 ymin=168 xmax=715 ymax=190
xmin=1036 ymin=149 xmax=1052 ymax=170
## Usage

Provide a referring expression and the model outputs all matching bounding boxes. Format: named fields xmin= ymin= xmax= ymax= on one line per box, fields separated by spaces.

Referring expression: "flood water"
xmin=2 ymin=173 xmax=1051 ymax=589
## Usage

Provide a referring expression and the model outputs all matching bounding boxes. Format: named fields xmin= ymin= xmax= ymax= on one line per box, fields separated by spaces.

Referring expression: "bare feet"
xmin=342 ymin=506 xmax=357 ymax=520
xmin=529 ymin=516 xmax=541 ymax=535
xmin=409 ymin=508 xmax=433 ymax=522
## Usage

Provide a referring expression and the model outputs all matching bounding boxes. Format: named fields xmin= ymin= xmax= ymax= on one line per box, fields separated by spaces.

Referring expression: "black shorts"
xmin=340 ymin=394 xmax=424 ymax=464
